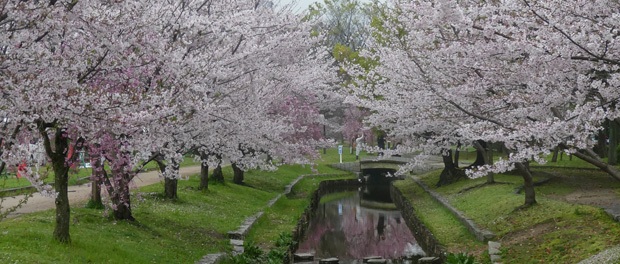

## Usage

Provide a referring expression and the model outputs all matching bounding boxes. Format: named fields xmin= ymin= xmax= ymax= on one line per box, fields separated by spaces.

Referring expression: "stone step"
xmin=319 ymin=257 xmax=339 ymax=264
xmin=294 ymin=253 xmax=314 ymax=261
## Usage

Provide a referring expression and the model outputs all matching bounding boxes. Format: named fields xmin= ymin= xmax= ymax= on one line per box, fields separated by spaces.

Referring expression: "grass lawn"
xmin=0 ymin=147 xmax=359 ymax=263
xmin=399 ymin=168 xmax=620 ymax=263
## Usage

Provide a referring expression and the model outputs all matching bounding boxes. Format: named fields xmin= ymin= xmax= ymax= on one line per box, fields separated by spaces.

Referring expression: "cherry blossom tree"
xmin=1 ymin=0 xmax=337 ymax=242
xmin=0 ymin=0 xmax=178 ymax=241
xmin=346 ymin=0 xmax=620 ymax=207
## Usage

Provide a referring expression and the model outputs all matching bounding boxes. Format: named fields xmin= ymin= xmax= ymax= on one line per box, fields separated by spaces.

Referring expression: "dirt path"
xmin=541 ymin=170 xmax=620 ymax=221
xmin=1 ymin=165 xmax=201 ymax=219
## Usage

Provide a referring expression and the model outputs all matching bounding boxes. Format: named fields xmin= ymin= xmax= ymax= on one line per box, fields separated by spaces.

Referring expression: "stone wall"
xmin=390 ymin=183 xmax=447 ymax=263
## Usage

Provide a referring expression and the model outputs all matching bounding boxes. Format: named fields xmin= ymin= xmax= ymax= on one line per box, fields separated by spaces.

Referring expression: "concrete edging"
xmin=390 ymin=183 xmax=446 ymax=263
xmin=411 ymin=176 xmax=496 ymax=242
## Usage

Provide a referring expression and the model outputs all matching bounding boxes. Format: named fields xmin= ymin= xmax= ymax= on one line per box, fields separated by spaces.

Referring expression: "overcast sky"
xmin=277 ymin=0 xmax=319 ymax=13
xmin=277 ymin=0 xmax=374 ymax=14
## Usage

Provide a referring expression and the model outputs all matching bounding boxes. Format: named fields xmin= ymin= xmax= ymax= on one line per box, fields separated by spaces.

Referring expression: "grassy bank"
xmin=395 ymin=168 xmax=620 ymax=263
xmin=0 ymin=148 xmax=363 ymax=263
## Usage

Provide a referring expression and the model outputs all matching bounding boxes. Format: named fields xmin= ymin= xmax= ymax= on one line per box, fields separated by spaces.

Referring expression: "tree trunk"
xmin=88 ymin=158 xmax=103 ymax=208
xmin=52 ymin=159 xmax=71 ymax=243
xmin=454 ymin=142 xmax=461 ymax=168
xmin=571 ymin=148 xmax=620 ymax=181
xmin=436 ymin=149 xmax=465 ymax=187
xmin=164 ymin=177 xmax=178 ymax=199
xmin=609 ymin=119 xmax=620 ymax=165
xmin=211 ymin=163 xmax=224 ymax=183
xmin=377 ymin=134 xmax=385 ymax=150
xmin=89 ymin=175 xmax=103 ymax=208
xmin=40 ymin=126 xmax=72 ymax=244
xmin=232 ymin=163 xmax=244 ymax=184
xmin=113 ymin=177 xmax=134 ymax=221
xmin=594 ymin=129 xmax=607 ymax=158
xmin=199 ymin=160 xmax=209 ymax=191
xmin=515 ymin=162 xmax=537 ymax=207
xmin=551 ymin=146 xmax=559 ymax=162
xmin=0 ymin=161 xmax=5 ymax=177
xmin=159 ymin=159 xmax=179 ymax=200
xmin=109 ymin=170 xmax=135 ymax=221
xmin=472 ymin=140 xmax=494 ymax=183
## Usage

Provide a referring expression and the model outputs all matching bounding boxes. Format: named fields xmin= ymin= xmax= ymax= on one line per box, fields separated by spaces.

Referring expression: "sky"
xmin=277 ymin=0 xmax=374 ymax=14
xmin=277 ymin=0 xmax=320 ymax=13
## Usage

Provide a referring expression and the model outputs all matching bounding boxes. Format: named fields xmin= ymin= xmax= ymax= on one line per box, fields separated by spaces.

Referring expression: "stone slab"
xmin=488 ymin=241 xmax=501 ymax=255
xmin=418 ymin=257 xmax=441 ymax=264
xmin=319 ymin=257 xmax=339 ymax=264
xmin=230 ymin=239 xmax=244 ymax=246
xmin=293 ymin=253 xmax=314 ymax=261
xmin=195 ymin=253 xmax=226 ymax=264
xmin=363 ymin=256 xmax=382 ymax=262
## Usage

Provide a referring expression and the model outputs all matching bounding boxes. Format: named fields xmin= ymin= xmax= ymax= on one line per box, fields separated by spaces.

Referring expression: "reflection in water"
xmin=297 ymin=188 xmax=425 ymax=261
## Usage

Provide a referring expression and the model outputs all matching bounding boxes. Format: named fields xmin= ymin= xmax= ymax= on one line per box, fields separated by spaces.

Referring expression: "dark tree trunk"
xmin=377 ymin=134 xmax=385 ymax=150
xmin=609 ymin=119 xmax=620 ymax=165
xmin=594 ymin=129 xmax=607 ymax=158
xmin=515 ymin=162 xmax=537 ymax=207
xmin=0 ymin=161 xmax=5 ymax=177
xmin=571 ymin=148 xmax=620 ymax=181
xmin=89 ymin=174 xmax=103 ymax=208
xmin=199 ymin=154 xmax=209 ymax=190
xmin=88 ymin=156 xmax=103 ymax=208
xmin=52 ymin=159 xmax=71 ymax=243
xmin=112 ymin=175 xmax=134 ymax=221
xmin=454 ymin=141 xmax=461 ymax=168
xmin=38 ymin=125 xmax=73 ymax=244
xmin=155 ymin=157 xmax=179 ymax=199
xmin=436 ymin=149 xmax=466 ymax=187
xmin=164 ymin=177 xmax=178 ymax=199
xmin=211 ymin=163 xmax=224 ymax=183
xmin=551 ymin=146 xmax=559 ymax=162
xmin=469 ymin=140 xmax=487 ymax=167
xmin=471 ymin=140 xmax=494 ymax=183
xmin=232 ymin=163 xmax=244 ymax=184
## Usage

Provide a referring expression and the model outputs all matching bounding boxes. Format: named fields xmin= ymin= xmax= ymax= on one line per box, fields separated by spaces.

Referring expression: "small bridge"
xmin=359 ymin=156 xmax=412 ymax=174
xmin=330 ymin=155 xmax=443 ymax=180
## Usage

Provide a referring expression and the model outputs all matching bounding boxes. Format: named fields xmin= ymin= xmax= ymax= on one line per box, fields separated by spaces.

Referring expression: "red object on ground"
xmin=17 ymin=161 xmax=27 ymax=178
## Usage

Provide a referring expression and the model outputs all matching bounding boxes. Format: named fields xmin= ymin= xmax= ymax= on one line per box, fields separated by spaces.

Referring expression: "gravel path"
xmin=1 ymin=165 xmax=201 ymax=219
xmin=577 ymin=246 xmax=620 ymax=264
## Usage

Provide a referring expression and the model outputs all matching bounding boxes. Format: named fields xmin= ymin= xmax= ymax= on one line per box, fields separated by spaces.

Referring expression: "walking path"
xmin=1 ymin=165 xmax=202 ymax=219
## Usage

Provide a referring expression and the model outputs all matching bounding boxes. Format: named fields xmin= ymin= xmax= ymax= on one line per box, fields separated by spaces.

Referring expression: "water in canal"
xmin=296 ymin=181 xmax=425 ymax=263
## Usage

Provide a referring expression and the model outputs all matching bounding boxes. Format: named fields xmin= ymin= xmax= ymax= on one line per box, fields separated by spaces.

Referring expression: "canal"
xmin=295 ymin=180 xmax=426 ymax=263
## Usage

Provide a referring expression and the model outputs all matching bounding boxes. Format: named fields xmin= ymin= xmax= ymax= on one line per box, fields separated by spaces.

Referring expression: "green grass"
xmin=0 ymin=148 xmax=354 ymax=263
xmin=403 ymin=168 xmax=620 ymax=263
xmin=392 ymin=179 xmax=485 ymax=255
xmin=0 ymin=174 xmax=259 ymax=263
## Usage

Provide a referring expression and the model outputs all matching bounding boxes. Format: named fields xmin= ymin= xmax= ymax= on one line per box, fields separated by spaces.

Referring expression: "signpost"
xmin=338 ymin=145 xmax=343 ymax=163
